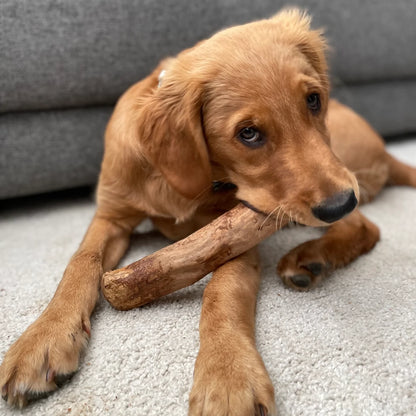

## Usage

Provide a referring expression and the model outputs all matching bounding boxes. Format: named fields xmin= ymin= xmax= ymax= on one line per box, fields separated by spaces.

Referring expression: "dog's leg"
xmin=0 ymin=211 xmax=143 ymax=407
xmin=189 ymin=248 xmax=276 ymax=416
xmin=386 ymin=153 xmax=416 ymax=188
xmin=277 ymin=209 xmax=380 ymax=291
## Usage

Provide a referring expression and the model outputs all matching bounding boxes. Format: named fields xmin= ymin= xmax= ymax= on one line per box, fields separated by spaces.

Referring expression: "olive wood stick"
xmin=101 ymin=203 xmax=280 ymax=310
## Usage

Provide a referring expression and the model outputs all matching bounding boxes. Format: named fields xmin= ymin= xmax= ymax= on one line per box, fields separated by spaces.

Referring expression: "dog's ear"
xmin=271 ymin=8 xmax=328 ymax=85
xmin=137 ymin=66 xmax=211 ymax=200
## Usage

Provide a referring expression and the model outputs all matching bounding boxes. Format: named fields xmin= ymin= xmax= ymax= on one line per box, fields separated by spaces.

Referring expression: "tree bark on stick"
xmin=101 ymin=203 xmax=280 ymax=310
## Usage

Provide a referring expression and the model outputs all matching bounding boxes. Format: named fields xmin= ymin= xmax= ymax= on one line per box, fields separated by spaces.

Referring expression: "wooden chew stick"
xmin=101 ymin=203 xmax=280 ymax=310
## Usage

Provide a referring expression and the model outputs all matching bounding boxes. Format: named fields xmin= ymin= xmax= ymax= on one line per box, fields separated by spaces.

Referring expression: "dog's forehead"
xmin=208 ymin=50 xmax=315 ymax=102
xmin=203 ymin=38 xmax=315 ymax=91
xmin=202 ymin=47 xmax=324 ymax=129
xmin=196 ymin=18 xmax=326 ymax=93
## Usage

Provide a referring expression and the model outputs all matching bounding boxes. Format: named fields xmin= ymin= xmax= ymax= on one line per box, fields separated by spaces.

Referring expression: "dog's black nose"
xmin=312 ymin=189 xmax=357 ymax=223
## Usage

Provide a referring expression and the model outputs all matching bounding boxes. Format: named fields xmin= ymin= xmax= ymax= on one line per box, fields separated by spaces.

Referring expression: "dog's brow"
xmin=298 ymin=75 xmax=321 ymax=92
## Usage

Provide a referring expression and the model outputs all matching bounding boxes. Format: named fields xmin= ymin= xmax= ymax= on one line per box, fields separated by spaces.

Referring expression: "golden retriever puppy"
xmin=1 ymin=8 xmax=415 ymax=416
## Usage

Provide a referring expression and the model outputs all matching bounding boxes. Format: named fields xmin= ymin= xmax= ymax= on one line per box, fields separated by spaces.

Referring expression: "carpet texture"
xmin=0 ymin=140 xmax=415 ymax=416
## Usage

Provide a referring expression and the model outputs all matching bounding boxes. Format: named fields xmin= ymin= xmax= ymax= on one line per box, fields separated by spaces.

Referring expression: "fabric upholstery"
xmin=1 ymin=0 xmax=415 ymax=198
xmin=0 ymin=108 xmax=111 ymax=198
xmin=1 ymin=0 xmax=415 ymax=113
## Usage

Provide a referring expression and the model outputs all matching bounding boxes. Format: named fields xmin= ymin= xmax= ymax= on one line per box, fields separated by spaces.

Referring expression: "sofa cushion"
xmin=333 ymin=81 xmax=416 ymax=138
xmin=0 ymin=108 xmax=111 ymax=199
xmin=1 ymin=0 xmax=415 ymax=113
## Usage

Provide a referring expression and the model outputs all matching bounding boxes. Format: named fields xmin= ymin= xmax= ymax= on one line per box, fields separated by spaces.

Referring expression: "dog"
xmin=1 ymin=8 xmax=416 ymax=415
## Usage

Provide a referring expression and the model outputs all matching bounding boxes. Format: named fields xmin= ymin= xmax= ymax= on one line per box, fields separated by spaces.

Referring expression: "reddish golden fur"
xmin=1 ymin=9 xmax=416 ymax=415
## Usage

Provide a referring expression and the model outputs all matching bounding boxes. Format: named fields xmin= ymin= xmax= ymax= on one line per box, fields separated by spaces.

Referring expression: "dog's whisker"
xmin=274 ymin=206 xmax=284 ymax=231
xmin=279 ymin=206 xmax=287 ymax=230
xmin=274 ymin=207 xmax=280 ymax=231
xmin=191 ymin=176 xmax=233 ymax=203
xmin=289 ymin=210 xmax=293 ymax=227
xmin=260 ymin=205 xmax=281 ymax=230
xmin=192 ymin=185 xmax=214 ymax=202
xmin=270 ymin=205 xmax=285 ymax=231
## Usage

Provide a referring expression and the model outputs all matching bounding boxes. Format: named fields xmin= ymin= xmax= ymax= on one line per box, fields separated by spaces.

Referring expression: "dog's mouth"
xmin=211 ymin=180 xmax=270 ymax=218
xmin=239 ymin=200 xmax=269 ymax=216
xmin=240 ymin=188 xmax=358 ymax=226
xmin=240 ymin=199 xmax=301 ymax=228
xmin=220 ymin=181 xmax=357 ymax=226
xmin=211 ymin=180 xmax=267 ymax=215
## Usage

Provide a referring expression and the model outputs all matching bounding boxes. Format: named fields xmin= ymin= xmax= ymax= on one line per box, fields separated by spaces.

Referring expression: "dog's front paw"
xmin=277 ymin=240 xmax=330 ymax=291
xmin=189 ymin=337 xmax=276 ymax=416
xmin=0 ymin=309 xmax=90 ymax=408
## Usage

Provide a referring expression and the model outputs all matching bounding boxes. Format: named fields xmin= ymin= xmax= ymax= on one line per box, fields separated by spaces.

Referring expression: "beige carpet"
xmin=1 ymin=140 xmax=415 ymax=416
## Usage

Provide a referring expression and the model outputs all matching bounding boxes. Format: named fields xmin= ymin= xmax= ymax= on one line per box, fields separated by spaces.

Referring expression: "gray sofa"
xmin=1 ymin=0 xmax=416 ymax=199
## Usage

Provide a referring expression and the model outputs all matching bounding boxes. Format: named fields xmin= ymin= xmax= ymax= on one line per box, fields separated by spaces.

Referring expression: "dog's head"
xmin=138 ymin=9 xmax=359 ymax=226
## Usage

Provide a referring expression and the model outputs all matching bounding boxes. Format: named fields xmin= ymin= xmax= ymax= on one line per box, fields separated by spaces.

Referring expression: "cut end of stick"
xmin=101 ymin=268 xmax=136 ymax=310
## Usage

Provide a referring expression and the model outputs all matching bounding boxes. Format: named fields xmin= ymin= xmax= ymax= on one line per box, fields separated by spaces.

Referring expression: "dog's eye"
xmin=307 ymin=93 xmax=321 ymax=114
xmin=237 ymin=127 xmax=265 ymax=148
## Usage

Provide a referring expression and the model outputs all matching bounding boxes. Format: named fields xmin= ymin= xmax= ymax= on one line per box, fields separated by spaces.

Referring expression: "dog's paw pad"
xmin=302 ymin=262 xmax=324 ymax=276
xmin=289 ymin=274 xmax=312 ymax=288
xmin=276 ymin=236 xmax=336 ymax=291
xmin=277 ymin=248 xmax=330 ymax=291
